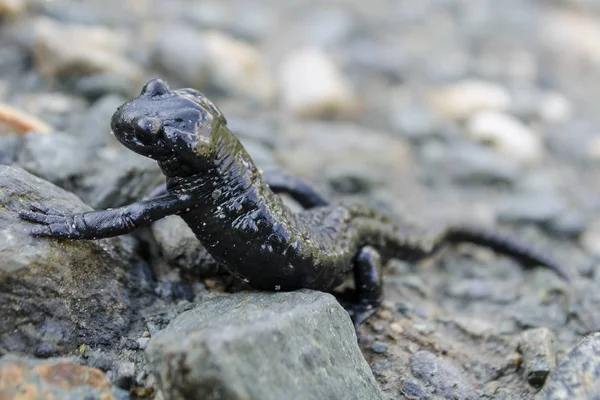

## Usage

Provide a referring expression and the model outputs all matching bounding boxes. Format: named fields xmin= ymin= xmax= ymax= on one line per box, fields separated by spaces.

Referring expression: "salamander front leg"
xmin=347 ymin=246 xmax=384 ymax=333
xmin=19 ymin=193 xmax=193 ymax=239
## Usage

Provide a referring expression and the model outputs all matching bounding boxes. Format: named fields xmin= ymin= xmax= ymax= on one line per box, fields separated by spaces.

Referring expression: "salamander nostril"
xmin=141 ymin=79 xmax=170 ymax=96
xmin=135 ymin=116 xmax=162 ymax=144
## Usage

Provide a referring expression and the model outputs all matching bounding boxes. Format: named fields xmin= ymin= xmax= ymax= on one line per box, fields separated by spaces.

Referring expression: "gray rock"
xmin=71 ymin=72 xmax=138 ymax=101
xmin=495 ymin=194 xmax=566 ymax=225
xmin=0 ymin=44 xmax=33 ymax=81
xmin=0 ymin=133 xmax=22 ymax=165
xmin=545 ymin=211 xmax=587 ymax=239
xmin=0 ymin=166 xmax=134 ymax=355
xmin=276 ymin=122 xmax=413 ymax=189
xmin=16 ymin=132 xmax=94 ymax=185
xmin=152 ymin=26 xmax=274 ymax=103
xmin=400 ymin=378 xmax=433 ymax=400
xmin=326 ymin=162 xmax=385 ymax=195
xmin=371 ymin=341 xmax=388 ymax=354
xmin=390 ymin=106 xmax=439 ymax=142
xmin=151 ymin=215 xmax=219 ymax=279
xmin=68 ymin=94 xmax=127 ymax=148
xmin=146 ymin=290 xmax=383 ymax=400
xmin=115 ymin=361 xmax=136 ymax=390
xmin=409 ymin=351 xmax=478 ymax=400
xmin=537 ymin=333 xmax=600 ymax=399
xmin=517 ymin=327 xmax=557 ymax=388
xmin=419 ymin=141 xmax=520 ymax=185
xmin=151 ymin=24 xmax=211 ymax=90
xmin=79 ymin=148 xmax=163 ymax=209
xmin=302 ymin=8 xmax=355 ymax=48
xmin=184 ymin=1 xmax=274 ymax=42
xmin=28 ymin=17 xmax=142 ymax=85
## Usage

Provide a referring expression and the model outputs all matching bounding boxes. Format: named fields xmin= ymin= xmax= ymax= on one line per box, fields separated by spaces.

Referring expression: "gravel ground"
xmin=1 ymin=1 xmax=600 ymax=399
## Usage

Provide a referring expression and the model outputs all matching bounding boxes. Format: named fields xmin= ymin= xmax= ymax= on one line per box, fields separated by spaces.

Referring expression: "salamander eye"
xmin=141 ymin=79 xmax=169 ymax=97
xmin=135 ymin=117 xmax=162 ymax=145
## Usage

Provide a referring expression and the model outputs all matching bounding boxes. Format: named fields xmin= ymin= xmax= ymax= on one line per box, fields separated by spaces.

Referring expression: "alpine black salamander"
xmin=19 ymin=79 xmax=569 ymax=329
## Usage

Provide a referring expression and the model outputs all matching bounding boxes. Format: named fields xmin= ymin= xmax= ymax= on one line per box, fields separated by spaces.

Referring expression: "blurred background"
xmin=3 ymin=1 xmax=600 ymax=398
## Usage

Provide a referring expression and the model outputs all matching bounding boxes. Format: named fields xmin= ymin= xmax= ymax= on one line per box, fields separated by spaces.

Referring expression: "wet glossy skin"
xmin=20 ymin=79 xmax=569 ymax=328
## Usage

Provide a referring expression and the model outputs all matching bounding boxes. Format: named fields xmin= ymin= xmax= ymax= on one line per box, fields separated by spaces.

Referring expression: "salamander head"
xmin=110 ymin=79 xmax=227 ymax=176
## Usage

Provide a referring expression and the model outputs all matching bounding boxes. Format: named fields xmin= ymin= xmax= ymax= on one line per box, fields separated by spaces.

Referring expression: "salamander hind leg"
xmin=346 ymin=246 xmax=384 ymax=334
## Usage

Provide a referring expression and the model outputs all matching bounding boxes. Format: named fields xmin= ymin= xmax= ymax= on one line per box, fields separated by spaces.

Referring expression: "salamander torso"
xmin=20 ymin=79 xmax=569 ymax=327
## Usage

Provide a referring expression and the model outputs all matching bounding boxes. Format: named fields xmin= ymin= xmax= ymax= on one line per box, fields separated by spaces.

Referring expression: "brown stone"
xmin=0 ymin=355 xmax=114 ymax=400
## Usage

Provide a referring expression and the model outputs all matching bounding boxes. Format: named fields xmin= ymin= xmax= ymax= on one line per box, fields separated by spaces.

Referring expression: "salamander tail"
xmin=444 ymin=226 xmax=570 ymax=282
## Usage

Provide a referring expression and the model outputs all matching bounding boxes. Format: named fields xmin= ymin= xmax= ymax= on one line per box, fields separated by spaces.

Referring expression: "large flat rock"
xmin=146 ymin=290 xmax=383 ymax=400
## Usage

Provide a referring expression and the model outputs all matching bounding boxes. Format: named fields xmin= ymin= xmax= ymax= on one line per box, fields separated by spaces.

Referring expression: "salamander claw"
xmin=29 ymin=204 xmax=66 ymax=216
xmin=19 ymin=204 xmax=81 ymax=238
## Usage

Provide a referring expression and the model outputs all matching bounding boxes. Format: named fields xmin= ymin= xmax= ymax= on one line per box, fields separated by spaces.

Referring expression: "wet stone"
xmin=68 ymin=94 xmax=127 ymax=148
xmin=419 ymin=141 xmax=520 ymax=185
xmin=146 ymin=290 xmax=383 ymax=400
xmin=0 ymin=133 xmax=22 ymax=165
xmin=151 ymin=215 xmax=220 ymax=279
xmin=0 ymin=354 xmax=118 ymax=400
xmin=390 ymin=105 xmax=439 ymax=142
xmin=184 ymin=1 xmax=274 ymax=42
xmin=409 ymin=351 xmax=478 ymax=400
xmin=371 ymin=341 xmax=388 ymax=354
xmin=79 ymin=148 xmax=163 ymax=209
xmin=537 ymin=333 xmax=600 ymax=399
xmin=517 ymin=327 xmax=557 ymax=388
xmin=495 ymin=194 xmax=566 ymax=225
xmin=71 ymin=72 xmax=138 ymax=101
xmin=400 ymin=378 xmax=433 ymax=400
xmin=28 ymin=17 xmax=142 ymax=85
xmin=115 ymin=361 xmax=135 ymax=390
xmin=302 ymin=7 xmax=356 ymax=48
xmin=0 ymin=166 xmax=134 ymax=355
xmin=16 ymin=132 xmax=94 ymax=187
xmin=152 ymin=26 xmax=274 ymax=103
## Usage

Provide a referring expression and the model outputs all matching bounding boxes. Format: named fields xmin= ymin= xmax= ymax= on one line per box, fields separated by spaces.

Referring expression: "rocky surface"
xmin=0 ymin=166 xmax=136 ymax=357
xmin=538 ymin=333 xmax=600 ymax=399
xmin=146 ymin=290 xmax=383 ymax=400
xmin=0 ymin=1 xmax=600 ymax=399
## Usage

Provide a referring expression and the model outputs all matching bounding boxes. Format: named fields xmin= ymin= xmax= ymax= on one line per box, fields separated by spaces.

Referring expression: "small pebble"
xmin=202 ymin=31 xmax=275 ymax=103
xmin=389 ymin=322 xmax=404 ymax=334
xmin=466 ymin=111 xmax=543 ymax=165
xmin=115 ymin=361 xmax=136 ymax=390
xmin=29 ymin=17 xmax=141 ymax=83
xmin=538 ymin=91 xmax=572 ymax=123
xmin=377 ymin=309 xmax=393 ymax=320
xmin=136 ymin=337 xmax=150 ymax=350
xmin=428 ymin=80 xmax=511 ymax=121
xmin=0 ymin=0 xmax=24 ymax=18
xmin=517 ymin=327 xmax=557 ymax=388
xmin=371 ymin=341 xmax=388 ymax=353
xmin=279 ymin=48 xmax=359 ymax=118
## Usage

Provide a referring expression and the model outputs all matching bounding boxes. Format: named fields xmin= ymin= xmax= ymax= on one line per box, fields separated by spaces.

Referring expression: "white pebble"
xmin=538 ymin=91 xmax=572 ymax=123
xmin=428 ymin=80 xmax=511 ymax=121
xmin=279 ymin=47 xmax=358 ymax=117
xmin=203 ymin=31 xmax=276 ymax=103
xmin=466 ymin=111 xmax=543 ymax=164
